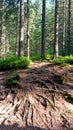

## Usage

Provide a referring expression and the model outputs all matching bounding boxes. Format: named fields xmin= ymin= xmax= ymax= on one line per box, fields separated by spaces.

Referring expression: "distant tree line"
xmin=0 ymin=0 xmax=73 ymax=59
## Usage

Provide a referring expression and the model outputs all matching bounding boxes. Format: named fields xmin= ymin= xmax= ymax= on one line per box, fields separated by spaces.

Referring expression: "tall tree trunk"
xmin=67 ymin=0 xmax=71 ymax=55
xmin=41 ymin=0 xmax=46 ymax=58
xmin=18 ymin=0 xmax=24 ymax=56
xmin=54 ymin=0 xmax=59 ymax=58
xmin=62 ymin=0 xmax=66 ymax=56
xmin=0 ymin=0 xmax=2 ymax=44
xmin=27 ymin=0 xmax=30 ymax=59
xmin=15 ymin=5 xmax=19 ymax=55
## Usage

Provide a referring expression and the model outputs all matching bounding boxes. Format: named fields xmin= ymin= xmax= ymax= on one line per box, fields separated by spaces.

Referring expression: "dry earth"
xmin=0 ymin=61 xmax=73 ymax=130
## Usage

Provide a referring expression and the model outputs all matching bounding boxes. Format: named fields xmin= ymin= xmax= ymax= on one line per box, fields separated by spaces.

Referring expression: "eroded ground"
xmin=0 ymin=62 xmax=73 ymax=130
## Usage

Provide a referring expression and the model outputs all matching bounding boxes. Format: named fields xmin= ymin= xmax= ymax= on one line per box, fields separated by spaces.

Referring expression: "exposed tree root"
xmin=0 ymin=62 xmax=73 ymax=130
xmin=61 ymin=115 xmax=70 ymax=129
xmin=36 ymin=94 xmax=55 ymax=110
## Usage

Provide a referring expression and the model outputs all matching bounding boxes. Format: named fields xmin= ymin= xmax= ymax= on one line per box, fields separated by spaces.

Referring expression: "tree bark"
xmin=15 ymin=4 xmax=19 ymax=55
xmin=67 ymin=0 xmax=71 ymax=55
xmin=62 ymin=0 xmax=66 ymax=56
xmin=18 ymin=0 xmax=24 ymax=56
xmin=27 ymin=0 xmax=30 ymax=59
xmin=0 ymin=0 xmax=2 ymax=44
xmin=54 ymin=0 xmax=59 ymax=58
xmin=41 ymin=0 xmax=46 ymax=58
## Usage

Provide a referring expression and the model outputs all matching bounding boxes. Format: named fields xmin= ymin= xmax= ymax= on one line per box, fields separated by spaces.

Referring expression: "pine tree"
xmin=41 ymin=0 xmax=46 ymax=58
xmin=0 ymin=0 xmax=2 ymax=44
xmin=27 ymin=0 xmax=30 ymax=59
xmin=54 ymin=0 xmax=59 ymax=58
xmin=18 ymin=0 xmax=24 ymax=56
xmin=62 ymin=0 xmax=66 ymax=56
xmin=67 ymin=0 xmax=71 ymax=55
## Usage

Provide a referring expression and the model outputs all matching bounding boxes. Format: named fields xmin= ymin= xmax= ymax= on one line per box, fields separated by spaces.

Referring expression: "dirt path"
xmin=0 ymin=62 xmax=73 ymax=130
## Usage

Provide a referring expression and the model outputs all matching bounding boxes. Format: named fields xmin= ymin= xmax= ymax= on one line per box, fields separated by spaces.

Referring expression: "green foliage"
xmin=3 ymin=0 xmax=73 ymax=57
xmin=30 ymin=54 xmax=53 ymax=61
xmin=45 ymin=54 xmax=53 ymax=60
xmin=52 ymin=55 xmax=73 ymax=65
xmin=60 ymin=63 xmax=69 ymax=67
xmin=30 ymin=55 xmax=42 ymax=61
xmin=0 ymin=56 xmax=30 ymax=71
xmin=52 ymin=56 xmax=64 ymax=65
xmin=5 ymin=52 xmax=15 ymax=58
xmin=64 ymin=55 xmax=73 ymax=64
xmin=5 ymin=73 xmax=20 ymax=88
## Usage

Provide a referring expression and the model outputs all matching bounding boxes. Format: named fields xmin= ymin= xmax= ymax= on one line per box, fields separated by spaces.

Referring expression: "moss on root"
xmin=5 ymin=73 xmax=21 ymax=89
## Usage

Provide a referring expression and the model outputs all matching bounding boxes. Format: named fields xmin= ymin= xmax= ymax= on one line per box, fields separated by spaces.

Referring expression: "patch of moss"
xmin=61 ymin=109 xmax=73 ymax=117
xmin=5 ymin=73 xmax=21 ymax=89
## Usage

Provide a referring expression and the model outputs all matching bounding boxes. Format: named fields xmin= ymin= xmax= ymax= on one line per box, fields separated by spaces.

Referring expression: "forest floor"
xmin=0 ymin=61 xmax=73 ymax=130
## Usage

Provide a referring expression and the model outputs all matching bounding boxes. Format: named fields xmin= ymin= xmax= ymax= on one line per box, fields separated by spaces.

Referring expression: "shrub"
xmin=52 ymin=55 xmax=73 ymax=65
xmin=30 ymin=54 xmax=53 ymax=61
xmin=0 ymin=56 xmax=30 ymax=71
xmin=64 ymin=55 xmax=73 ymax=64
xmin=30 ymin=55 xmax=42 ymax=61
xmin=45 ymin=54 xmax=53 ymax=60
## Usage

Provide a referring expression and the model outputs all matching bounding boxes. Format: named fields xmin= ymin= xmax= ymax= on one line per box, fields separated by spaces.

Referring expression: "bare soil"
xmin=0 ymin=61 xmax=73 ymax=130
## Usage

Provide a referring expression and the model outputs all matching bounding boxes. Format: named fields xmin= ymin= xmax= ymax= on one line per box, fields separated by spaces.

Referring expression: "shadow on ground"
xmin=0 ymin=63 xmax=73 ymax=130
xmin=0 ymin=123 xmax=73 ymax=130
xmin=0 ymin=123 xmax=47 ymax=130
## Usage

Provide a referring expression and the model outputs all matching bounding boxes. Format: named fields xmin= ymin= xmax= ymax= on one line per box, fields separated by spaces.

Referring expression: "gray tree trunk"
xmin=0 ymin=0 xmax=2 ymax=44
xmin=54 ymin=0 xmax=59 ymax=58
xmin=41 ymin=0 xmax=46 ymax=58
xmin=67 ymin=0 xmax=71 ymax=55
xmin=15 ymin=5 xmax=19 ymax=55
xmin=62 ymin=0 xmax=66 ymax=56
xmin=18 ymin=0 xmax=24 ymax=56
xmin=27 ymin=0 xmax=30 ymax=59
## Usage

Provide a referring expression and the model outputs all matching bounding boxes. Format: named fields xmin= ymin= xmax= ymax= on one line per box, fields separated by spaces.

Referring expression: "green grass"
xmin=0 ymin=56 xmax=30 ymax=71
xmin=52 ymin=55 xmax=73 ymax=66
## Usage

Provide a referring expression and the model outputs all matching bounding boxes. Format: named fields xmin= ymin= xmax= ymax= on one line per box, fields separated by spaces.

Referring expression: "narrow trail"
xmin=0 ymin=61 xmax=73 ymax=130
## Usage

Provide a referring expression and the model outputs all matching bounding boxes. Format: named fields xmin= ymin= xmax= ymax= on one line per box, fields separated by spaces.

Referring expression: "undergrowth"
xmin=52 ymin=55 xmax=73 ymax=66
xmin=0 ymin=56 xmax=30 ymax=71
xmin=30 ymin=54 xmax=53 ymax=61
xmin=30 ymin=55 xmax=42 ymax=61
